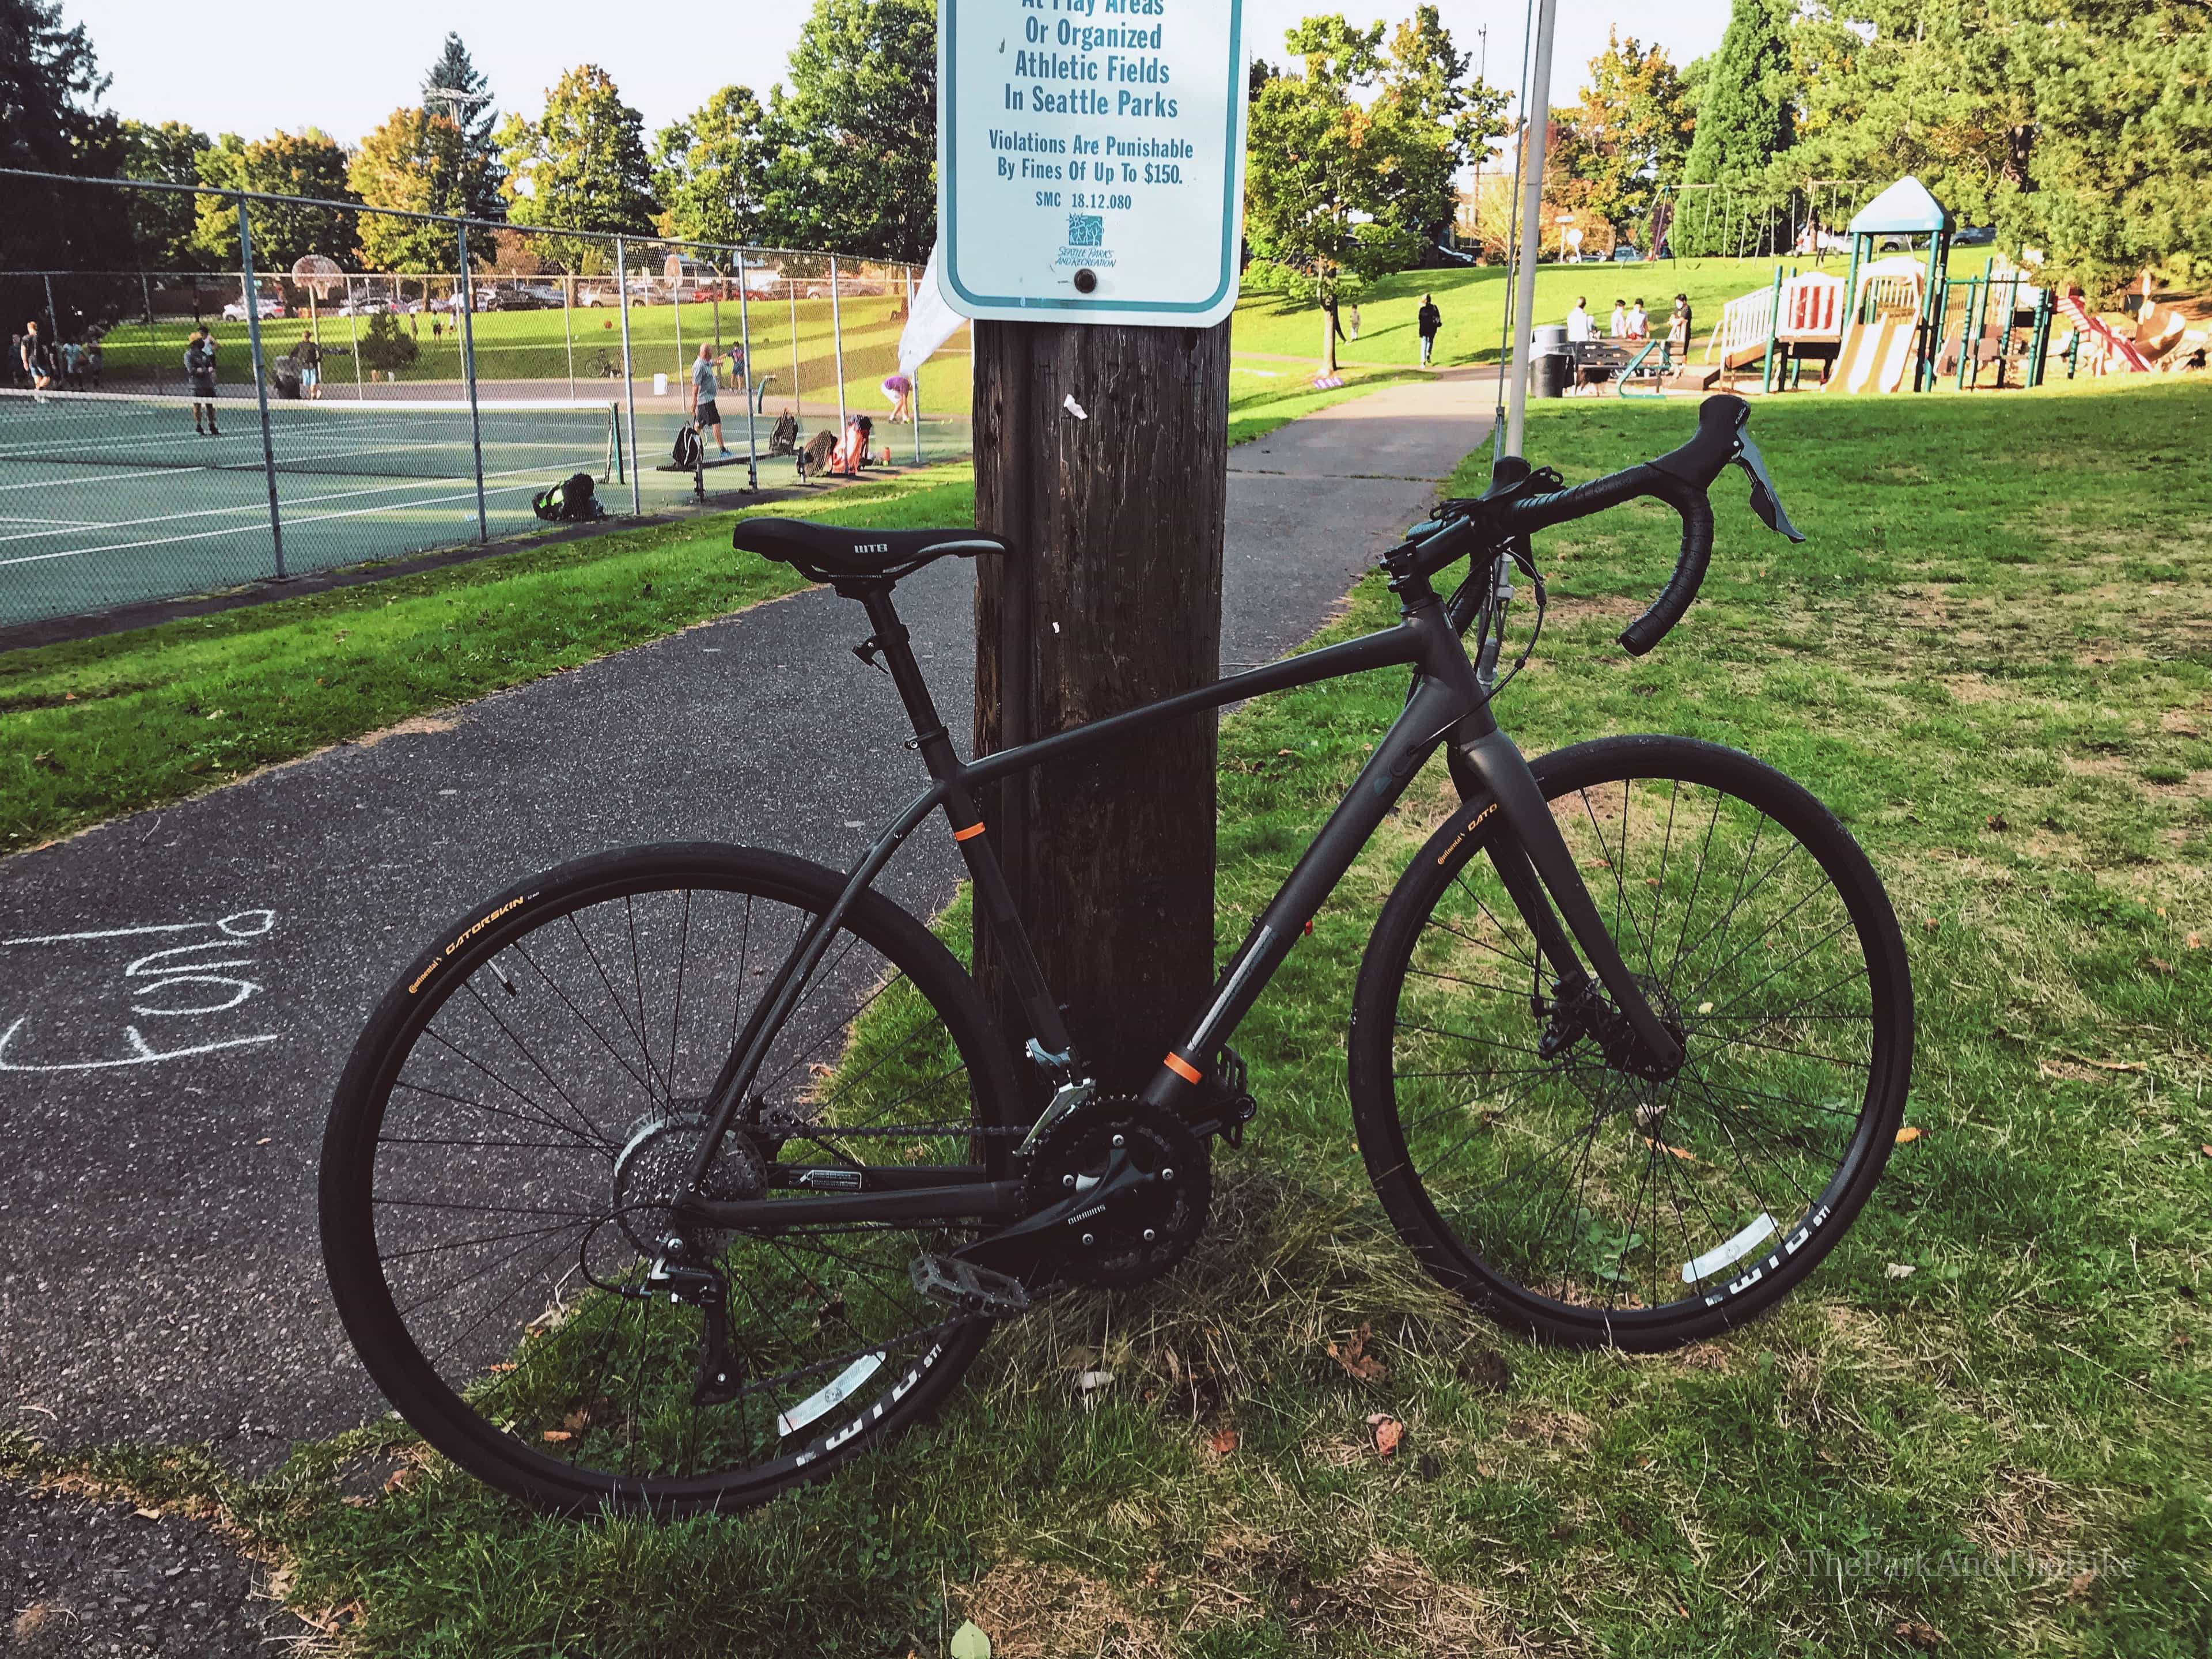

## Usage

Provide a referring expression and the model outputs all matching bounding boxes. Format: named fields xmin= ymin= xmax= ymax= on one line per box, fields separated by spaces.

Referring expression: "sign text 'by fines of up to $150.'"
xmin=937 ymin=0 xmax=1250 ymax=327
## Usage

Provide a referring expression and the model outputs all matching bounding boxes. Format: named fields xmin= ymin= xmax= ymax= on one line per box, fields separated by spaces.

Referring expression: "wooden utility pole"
xmin=973 ymin=319 xmax=1232 ymax=1089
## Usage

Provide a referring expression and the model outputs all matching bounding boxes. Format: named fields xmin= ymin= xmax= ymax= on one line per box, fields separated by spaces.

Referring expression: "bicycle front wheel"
xmin=321 ymin=843 xmax=1020 ymax=1514
xmin=1350 ymin=737 xmax=1912 ymax=1349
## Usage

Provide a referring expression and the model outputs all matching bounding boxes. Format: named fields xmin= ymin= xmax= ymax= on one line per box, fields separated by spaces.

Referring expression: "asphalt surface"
xmin=0 ymin=375 xmax=1492 ymax=1605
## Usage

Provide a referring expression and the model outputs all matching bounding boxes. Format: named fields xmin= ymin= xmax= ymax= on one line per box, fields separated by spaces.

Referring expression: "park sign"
xmin=937 ymin=0 xmax=1249 ymax=327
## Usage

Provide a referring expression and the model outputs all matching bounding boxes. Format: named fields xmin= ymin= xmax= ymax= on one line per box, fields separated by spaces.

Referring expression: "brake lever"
xmin=1732 ymin=433 xmax=1805 ymax=543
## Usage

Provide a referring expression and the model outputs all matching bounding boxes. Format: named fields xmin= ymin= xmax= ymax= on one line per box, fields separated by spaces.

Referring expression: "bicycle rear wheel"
xmin=321 ymin=843 xmax=1019 ymax=1514
xmin=1350 ymin=737 xmax=1912 ymax=1349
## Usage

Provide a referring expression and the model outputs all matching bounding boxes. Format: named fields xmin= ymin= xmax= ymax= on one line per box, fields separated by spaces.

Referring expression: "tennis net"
xmin=0 ymin=387 xmax=622 ymax=483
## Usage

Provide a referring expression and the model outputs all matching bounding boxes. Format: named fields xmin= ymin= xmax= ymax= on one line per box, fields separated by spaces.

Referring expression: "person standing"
xmin=1627 ymin=298 xmax=1649 ymax=339
xmin=1347 ymin=302 xmax=1361 ymax=340
xmin=1668 ymin=293 xmax=1694 ymax=366
xmin=184 ymin=325 xmax=220 ymax=434
xmin=296 ymin=328 xmax=323 ymax=399
xmin=688 ymin=342 xmax=730 ymax=457
xmin=20 ymin=321 xmax=54 ymax=391
xmin=1416 ymin=292 xmax=1442 ymax=366
xmin=1609 ymin=298 xmax=1628 ymax=338
xmin=1566 ymin=297 xmax=1593 ymax=344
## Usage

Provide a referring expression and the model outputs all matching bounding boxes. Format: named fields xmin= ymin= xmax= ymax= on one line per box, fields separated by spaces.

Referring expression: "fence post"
xmin=830 ymin=253 xmax=847 ymax=433
xmin=457 ymin=223 xmax=490 ymax=542
xmin=616 ymin=237 xmax=642 ymax=516
xmin=908 ymin=265 xmax=921 ymax=465
xmin=563 ymin=272 xmax=575 ymax=398
xmin=671 ymin=253 xmax=683 ymax=377
xmin=236 ymin=197 xmax=285 ymax=579
xmin=789 ymin=280 xmax=801 ymax=430
xmin=735 ymin=247 xmax=759 ymax=491
xmin=344 ymin=276 xmax=364 ymax=398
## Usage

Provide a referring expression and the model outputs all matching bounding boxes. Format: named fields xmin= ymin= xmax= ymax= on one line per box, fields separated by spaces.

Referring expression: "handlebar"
xmin=1406 ymin=393 xmax=1803 ymax=657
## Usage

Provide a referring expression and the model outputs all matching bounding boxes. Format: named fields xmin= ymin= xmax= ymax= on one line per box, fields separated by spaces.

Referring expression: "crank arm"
xmin=953 ymin=1147 xmax=1153 ymax=1271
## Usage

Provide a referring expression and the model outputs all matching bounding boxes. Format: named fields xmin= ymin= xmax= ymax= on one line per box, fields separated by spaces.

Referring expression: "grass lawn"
xmin=6 ymin=378 xmax=2206 ymax=1655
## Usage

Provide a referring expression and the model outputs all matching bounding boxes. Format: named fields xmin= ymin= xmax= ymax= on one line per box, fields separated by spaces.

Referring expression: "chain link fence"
xmin=2 ymin=173 xmax=970 ymax=630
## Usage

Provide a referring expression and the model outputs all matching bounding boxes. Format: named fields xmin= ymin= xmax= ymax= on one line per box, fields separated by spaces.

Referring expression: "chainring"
xmin=611 ymin=1107 xmax=766 ymax=1258
xmin=1024 ymin=1096 xmax=1210 ymax=1288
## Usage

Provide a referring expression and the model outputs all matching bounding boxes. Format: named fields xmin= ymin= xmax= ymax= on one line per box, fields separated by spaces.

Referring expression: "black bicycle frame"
xmin=676 ymin=559 xmax=1683 ymax=1233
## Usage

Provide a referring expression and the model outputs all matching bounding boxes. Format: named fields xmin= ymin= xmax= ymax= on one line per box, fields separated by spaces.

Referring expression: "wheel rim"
xmin=344 ymin=867 xmax=994 ymax=1497
xmin=1384 ymin=764 xmax=1900 ymax=1330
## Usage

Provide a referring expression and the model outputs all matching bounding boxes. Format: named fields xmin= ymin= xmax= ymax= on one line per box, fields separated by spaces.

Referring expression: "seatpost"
xmin=853 ymin=584 xmax=950 ymax=762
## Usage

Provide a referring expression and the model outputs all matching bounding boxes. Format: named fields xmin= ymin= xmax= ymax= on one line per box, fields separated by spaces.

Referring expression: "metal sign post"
xmin=615 ymin=237 xmax=642 ymax=515
xmin=1501 ymin=0 xmax=1559 ymax=463
xmin=829 ymin=254 xmax=847 ymax=434
xmin=735 ymin=248 xmax=759 ymax=490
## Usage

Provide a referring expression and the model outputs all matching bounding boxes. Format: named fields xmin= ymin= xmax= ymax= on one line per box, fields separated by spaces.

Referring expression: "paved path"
xmin=0 ymin=373 xmax=1497 ymax=1477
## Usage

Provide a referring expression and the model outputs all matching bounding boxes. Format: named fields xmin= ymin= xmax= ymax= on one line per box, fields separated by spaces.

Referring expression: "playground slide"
xmin=2057 ymin=294 xmax=2152 ymax=372
xmin=1836 ymin=314 xmax=1912 ymax=393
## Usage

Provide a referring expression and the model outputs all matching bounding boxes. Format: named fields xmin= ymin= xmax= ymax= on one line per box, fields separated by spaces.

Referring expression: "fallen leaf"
xmin=1073 ymin=1369 xmax=1115 ymax=1394
xmin=2150 ymin=957 xmax=2173 ymax=974
xmin=1895 ymin=1126 xmax=1923 ymax=1144
xmin=134 ymin=1508 xmax=161 ymax=1520
xmin=563 ymin=1407 xmax=591 ymax=1432
xmin=1921 ymin=918 xmax=1940 ymax=931
xmin=1327 ymin=1322 xmax=1389 ymax=1383
xmin=487 ymin=1363 xmax=517 ymax=1374
xmin=1893 ymin=1620 xmax=1945 ymax=1649
xmin=541 ymin=1430 xmax=571 ymax=1442
xmin=1696 ymin=1000 xmax=1714 ymax=1015
xmin=1207 ymin=1426 xmax=1240 ymax=1456
xmin=1885 ymin=1263 xmax=1917 ymax=1280
xmin=2069 ymin=1568 xmax=2099 ymax=1599
xmin=949 ymin=1619 xmax=993 ymax=1659
xmin=1368 ymin=1413 xmax=1403 ymax=1457
xmin=2186 ymin=931 xmax=2201 ymax=950
xmin=1645 ymin=1136 xmax=1698 ymax=1163
xmin=384 ymin=1467 xmax=418 ymax=1494
xmin=1984 ymin=813 xmax=2008 ymax=831
xmin=2200 ymin=1145 xmax=2211 ymax=1159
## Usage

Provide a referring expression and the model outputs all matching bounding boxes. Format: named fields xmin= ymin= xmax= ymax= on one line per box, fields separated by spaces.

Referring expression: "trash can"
xmin=1531 ymin=324 xmax=1570 ymax=399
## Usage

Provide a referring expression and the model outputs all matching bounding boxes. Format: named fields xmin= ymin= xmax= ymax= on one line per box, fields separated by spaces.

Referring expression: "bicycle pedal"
xmin=909 ymin=1253 xmax=1031 ymax=1318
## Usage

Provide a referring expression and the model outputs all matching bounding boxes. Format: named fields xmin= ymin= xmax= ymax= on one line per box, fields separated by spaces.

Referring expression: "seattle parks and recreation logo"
xmin=1056 ymin=211 xmax=1115 ymax=272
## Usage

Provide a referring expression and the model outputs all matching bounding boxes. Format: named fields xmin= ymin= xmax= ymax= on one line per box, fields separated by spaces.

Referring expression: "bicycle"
xmin=321 ymin=394 xmax=1914 ymax=1515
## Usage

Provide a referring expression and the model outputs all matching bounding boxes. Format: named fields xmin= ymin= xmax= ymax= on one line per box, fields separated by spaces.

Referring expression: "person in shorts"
xmin=20 ymin=321 xmax=54 ymax=391
xmin=296 ymin=328 xmax=323 ymax=398
xmin=881 ymin=371 xmax=913 ymax=423
xmin=688 ymin=343 xmax=730 ymax=456
xmin=184 ymin=325 xmax=219 ymax=434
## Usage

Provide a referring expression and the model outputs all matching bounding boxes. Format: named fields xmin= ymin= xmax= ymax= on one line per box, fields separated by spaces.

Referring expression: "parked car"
xmin=1954 ymin=225 xmax=1997 ymax=246
xmin=221 ymin=293 xmax=288 ymax=320
xmin=336 ymin=297 xmax=389 ymax=316
xmin=480 ymin=286 xmax=556 ymax=311
xmin=1611 ymin=244 xmax=1642 ymax=262
xmin=578 ymin=285 xmax=649 ymax=308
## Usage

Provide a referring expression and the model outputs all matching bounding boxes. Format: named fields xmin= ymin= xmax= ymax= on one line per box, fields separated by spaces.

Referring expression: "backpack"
xmin=671 ymin=423 xmax=702 ymax=471
xmin=532 ymin=471 xmax=602 ymax=522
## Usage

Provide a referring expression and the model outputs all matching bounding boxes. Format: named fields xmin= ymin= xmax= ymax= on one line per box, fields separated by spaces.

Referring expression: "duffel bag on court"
xmin=532 ymin=472 xmax=604 ymax=522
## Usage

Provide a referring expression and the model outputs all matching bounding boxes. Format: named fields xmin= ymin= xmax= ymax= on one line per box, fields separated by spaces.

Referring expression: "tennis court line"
xmin=0 ymin=476 xmax=569 ymax=568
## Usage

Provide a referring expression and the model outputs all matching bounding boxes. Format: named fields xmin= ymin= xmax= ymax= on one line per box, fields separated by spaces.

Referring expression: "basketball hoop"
xmin=292 ymin=255 xmax=345 ymax=299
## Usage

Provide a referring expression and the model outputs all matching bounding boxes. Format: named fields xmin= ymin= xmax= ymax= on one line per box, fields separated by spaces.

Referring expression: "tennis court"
xmin=0 ymin=387 xmax=624 ymax=627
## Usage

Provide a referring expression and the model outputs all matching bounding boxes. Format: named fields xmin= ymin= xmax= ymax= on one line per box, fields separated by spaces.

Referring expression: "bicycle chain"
xmin=759 ymin=1112 xmax=1028 ymax=1141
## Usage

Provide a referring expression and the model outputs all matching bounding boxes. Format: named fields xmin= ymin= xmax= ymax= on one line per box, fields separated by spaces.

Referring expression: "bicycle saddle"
xmin=733 ymin=518 xmax=1010 ymax=582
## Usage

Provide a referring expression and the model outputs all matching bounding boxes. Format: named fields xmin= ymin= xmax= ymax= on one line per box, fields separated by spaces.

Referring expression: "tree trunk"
xmin=1320 ymin=298 xmax=1339 ymax=374
xmin=972 ymin=320 xmax=1230 ymax=1092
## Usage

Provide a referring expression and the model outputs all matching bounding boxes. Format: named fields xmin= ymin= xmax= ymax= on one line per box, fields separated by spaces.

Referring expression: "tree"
xmin=421 ymin=33 xmax=505 ymax=221
xmin=1 ymin=0 xmax=131 ymax=324
xmin=1244 ymin=16 xmax=1429 ymax=370
xmin=1381 ymin=5 xmax=1510 ymax=247
xmin=1676 ymin=0 xmax=1796 ymax=255
xmin=118 ymin=118 xmax=209 ymax=268
xmin=191 ymin=129 xmax=358 ymax=269
xmin=759 ymin=0 xmax=937 ymax=260
xmin=350 ymin=107 xmax=498 ymax=270
xmin=653 ymin=86 xmax=770 ymax=248
xmin=1565 ymin=33 xmax=1691 ymax=239
xmin=496 ymin=65 xmax=656 ymax=270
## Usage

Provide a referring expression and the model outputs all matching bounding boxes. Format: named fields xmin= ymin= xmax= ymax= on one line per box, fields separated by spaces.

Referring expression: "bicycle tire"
xmin=321 ymin=843 xmax=1021 ymax=1514
xmin=1349 ymin=737 xmax=1912 ymax=1349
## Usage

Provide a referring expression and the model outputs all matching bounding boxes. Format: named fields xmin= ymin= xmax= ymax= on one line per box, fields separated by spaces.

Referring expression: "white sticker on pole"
xmin=937 ymin=0 xmax=1250 ymax=327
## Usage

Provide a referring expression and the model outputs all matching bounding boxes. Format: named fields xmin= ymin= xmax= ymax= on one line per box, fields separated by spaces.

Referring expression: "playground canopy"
xmin=1848 ymin=176 xmax=1952 ymax=237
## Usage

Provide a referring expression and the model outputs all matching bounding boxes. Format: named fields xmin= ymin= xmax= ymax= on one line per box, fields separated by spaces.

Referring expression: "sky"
xmin=66 ymin=0 xmax=1734 ymax=149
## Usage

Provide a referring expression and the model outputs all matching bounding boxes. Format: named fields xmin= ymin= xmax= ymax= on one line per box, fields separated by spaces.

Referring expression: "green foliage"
xmin=0 ymin=0 xmax=130 ymax=302
xmin=353 ymin=309 xmax=419 ymax=374
xmin=496 ymin=65 xmax=657 ymax=270
xmin=116 ymin=118 xmax=208 ymax=269
xmin=653 ymin=86 xmax=771 ymax=249
xmin=191 ymin=128 xmax=360 ymax=268
xmin=349 ymin=108 xmax=498 ymax=270
xmin=759 ymin=0 xmax=938 ymax=262
xmin=419 ymin=31 xmax=503 ymax=220
xmin=1558 ymin=32 xmax=1693 ymax=241
xmin=1676 ymin=0 xmax=1796 ymax=256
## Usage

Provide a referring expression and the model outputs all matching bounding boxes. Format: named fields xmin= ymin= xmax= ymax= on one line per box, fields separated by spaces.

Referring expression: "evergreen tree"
xmin=421 ymin=32 xmax=504 ymax=219
xmin=759 ymin=0 xmax=937 ymax=261
xmin=1 ymin=0 xmax=130 ymax=324
xmin=1676 ymin=0 xmax=1796 ymax=255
